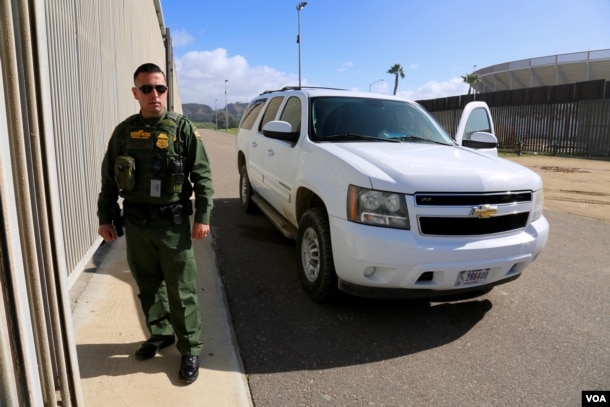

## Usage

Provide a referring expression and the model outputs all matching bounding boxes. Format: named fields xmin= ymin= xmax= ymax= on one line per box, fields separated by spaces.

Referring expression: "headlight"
xmin=532 ymin=188 xmax=544 ymax=221
xmin=347 ymin=185 xmax=410 ymax=229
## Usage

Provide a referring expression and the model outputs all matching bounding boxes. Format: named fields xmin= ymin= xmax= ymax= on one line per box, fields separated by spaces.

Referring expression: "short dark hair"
xmin=133 ymin=63 xmax=166 ymax=83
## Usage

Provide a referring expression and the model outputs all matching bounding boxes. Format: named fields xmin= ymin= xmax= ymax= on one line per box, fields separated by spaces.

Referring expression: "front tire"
xmin=296 ymin=208 xmax=338 ymax=302
xmin=239 ymin=164 xmax=256 ymax=213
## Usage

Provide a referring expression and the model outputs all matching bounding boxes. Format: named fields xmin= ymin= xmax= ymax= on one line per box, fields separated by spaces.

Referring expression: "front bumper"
xmin=329 ymin=215 xmax=549 ymax=297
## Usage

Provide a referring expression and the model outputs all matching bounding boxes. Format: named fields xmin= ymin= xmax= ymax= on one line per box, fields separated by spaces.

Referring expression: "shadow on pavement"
xmin=211 ymin=198 xmax=494 ymax=374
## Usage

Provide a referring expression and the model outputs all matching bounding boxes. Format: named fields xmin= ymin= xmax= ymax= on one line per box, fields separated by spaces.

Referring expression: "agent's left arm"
xmin=181 ymin=119 xmax=214 ymax=232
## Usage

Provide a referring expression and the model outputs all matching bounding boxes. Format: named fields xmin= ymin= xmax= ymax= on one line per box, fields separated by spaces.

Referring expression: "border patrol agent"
xmin=97 ymin=63 xmax=213 ymax=384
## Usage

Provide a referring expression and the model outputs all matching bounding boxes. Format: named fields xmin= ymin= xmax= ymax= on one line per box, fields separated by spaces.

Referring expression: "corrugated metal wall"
xmin=43 ymin=0 xmax=178 ymax=279
xmin=1 ymin=0 xmax=181 ymax=404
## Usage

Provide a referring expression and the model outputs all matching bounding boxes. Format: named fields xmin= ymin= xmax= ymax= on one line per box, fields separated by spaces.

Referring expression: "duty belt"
xmin=123 ymin=200 xmax=189 ymax=225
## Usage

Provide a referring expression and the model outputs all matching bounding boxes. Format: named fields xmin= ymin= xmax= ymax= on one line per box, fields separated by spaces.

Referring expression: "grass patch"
xmin=193 ymin=122 xmax=238 ymax=134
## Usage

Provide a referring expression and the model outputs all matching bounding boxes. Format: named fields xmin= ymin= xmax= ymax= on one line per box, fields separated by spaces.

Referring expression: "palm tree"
xmin=387 ymin=63 xmax=405 ymax=95
xmin=461 ymin=73 xmax=480 ymax=95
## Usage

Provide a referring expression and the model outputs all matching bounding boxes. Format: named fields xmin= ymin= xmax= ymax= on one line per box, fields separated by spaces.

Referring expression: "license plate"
xmin=454 ymin=268 xmax=490 ymax=287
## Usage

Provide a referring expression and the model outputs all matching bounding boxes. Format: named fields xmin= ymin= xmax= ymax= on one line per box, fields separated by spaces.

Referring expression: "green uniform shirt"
xmin=97 ymin=110 xmax=213 ymax=224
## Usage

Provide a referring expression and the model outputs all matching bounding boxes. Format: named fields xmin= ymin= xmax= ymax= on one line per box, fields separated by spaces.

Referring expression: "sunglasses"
xmin=138 ymin=84 xmax=168 ymax=94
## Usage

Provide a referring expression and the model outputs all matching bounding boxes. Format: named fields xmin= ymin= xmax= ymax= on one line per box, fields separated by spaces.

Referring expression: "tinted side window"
xmin=239 ymin=99 xmax=265 ymax=130
xmin=463 ymin=108 xmax=492 ymax=140
xmin=279 ymin=96 xmax=302 ymax=132
xmin=259 ymin=97 xmax=284 ymax=131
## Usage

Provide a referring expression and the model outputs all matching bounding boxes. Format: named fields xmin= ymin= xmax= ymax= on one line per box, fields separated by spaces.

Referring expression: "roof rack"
xmin=259 ymin=85 xmax=347 ymax=95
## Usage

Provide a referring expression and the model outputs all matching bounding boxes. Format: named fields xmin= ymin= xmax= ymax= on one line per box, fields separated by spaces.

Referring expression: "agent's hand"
xmin=98 ymin=224 xmax=117 ymax=242
xmin=192 ymin=222 xmax=210 ymax=240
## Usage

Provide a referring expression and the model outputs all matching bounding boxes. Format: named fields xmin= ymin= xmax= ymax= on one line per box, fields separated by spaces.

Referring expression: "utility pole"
xmin=224 ymin=80 xmax=228 ymax=132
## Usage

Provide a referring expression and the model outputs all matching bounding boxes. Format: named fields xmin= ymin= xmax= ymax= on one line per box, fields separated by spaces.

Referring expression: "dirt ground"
xmin=506 ymin=154 xmax=610 ymax=224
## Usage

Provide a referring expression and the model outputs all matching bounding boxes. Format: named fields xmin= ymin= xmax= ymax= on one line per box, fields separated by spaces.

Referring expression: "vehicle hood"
xmin=317 ymin=142 xmax=543 ymax=193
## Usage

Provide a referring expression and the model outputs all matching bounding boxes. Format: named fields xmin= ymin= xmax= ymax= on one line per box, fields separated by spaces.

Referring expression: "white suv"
xmin=236 ymin=87 xmax=549 ymax=301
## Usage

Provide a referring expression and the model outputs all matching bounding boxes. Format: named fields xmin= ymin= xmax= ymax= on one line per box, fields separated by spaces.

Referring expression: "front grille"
xmin=415 ymin=191 xmax=531 ymax=206
xmin=419 ymin=212 xmax=529 ymax=235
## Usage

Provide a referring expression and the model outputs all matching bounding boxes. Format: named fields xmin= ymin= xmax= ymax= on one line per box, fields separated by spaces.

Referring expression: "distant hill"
xmin=182 ymin=103 xmax=214 ymax=122
xmin=182 ymin=102 xmax=248 ymax=127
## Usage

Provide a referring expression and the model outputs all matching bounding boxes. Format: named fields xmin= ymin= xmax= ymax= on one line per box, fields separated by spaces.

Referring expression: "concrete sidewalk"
xmin=70 ymin=234 xmax=252 ymax=406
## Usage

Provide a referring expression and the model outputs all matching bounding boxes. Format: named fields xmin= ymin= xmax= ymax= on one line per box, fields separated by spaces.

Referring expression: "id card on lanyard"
xmin=151 ymin=154 xmax=162 ymax=197
xmin=150 ymin=180 xmax=161 ymax=197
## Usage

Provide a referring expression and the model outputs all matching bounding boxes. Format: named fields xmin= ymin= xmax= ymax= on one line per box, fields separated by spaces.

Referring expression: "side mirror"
xmin=262 ymin=120 xmax=299 ymax=143
xmin=462 ymin=131 xmax=498 ymax=149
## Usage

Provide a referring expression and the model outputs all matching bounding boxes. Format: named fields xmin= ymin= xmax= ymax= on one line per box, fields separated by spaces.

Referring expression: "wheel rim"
xmin=301 ymin=227 xmax=320 ymax=282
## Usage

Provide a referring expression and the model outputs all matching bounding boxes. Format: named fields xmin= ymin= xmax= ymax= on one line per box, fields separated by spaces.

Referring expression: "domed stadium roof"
xmin=474 ymin=49 xmax=610 ymax=93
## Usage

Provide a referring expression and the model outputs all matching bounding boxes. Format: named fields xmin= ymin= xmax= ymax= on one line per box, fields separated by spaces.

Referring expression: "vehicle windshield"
xmin=310 ymin=96 xmax=454 ymax=145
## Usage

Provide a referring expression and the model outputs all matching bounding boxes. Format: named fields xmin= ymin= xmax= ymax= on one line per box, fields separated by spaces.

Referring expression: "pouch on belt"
xmin=115 ymin=155 xmax=136 ymax=195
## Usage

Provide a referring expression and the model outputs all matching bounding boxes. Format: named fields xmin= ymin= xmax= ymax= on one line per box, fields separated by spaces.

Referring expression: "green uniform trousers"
xmin=125 ymin=217 xmax=203 ymax=356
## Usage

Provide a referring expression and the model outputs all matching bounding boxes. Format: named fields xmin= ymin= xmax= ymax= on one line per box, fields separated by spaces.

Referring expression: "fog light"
xmin=364 ymin=266 xmax=377 ymax=277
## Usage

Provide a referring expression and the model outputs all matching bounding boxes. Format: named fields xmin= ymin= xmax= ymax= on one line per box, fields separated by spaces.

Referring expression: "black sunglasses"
xmin=138 ymin=84 xmax=168 ymax=94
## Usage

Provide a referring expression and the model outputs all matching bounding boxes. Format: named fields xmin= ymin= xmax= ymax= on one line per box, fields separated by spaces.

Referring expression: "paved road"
xmin=203 ymin=129 xmax=610 ymax=407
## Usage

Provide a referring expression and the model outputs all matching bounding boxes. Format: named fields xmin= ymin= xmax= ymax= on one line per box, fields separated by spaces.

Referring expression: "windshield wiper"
xmin=400 ymin=135 xmax=451 ymax=146
xmin=324 ymin=134 xmax=400 ymax=142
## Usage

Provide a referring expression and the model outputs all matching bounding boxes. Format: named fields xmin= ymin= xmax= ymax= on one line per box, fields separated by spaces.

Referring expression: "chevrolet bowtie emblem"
xmin=471 ymin=204 xmax=498 ymax=218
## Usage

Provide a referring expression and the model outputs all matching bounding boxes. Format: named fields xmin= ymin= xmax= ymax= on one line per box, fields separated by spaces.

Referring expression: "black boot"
xmin=179 ymin=355 xmax=199 ymax=384
xmin=134 ymin=335 xmax=175 ymax=360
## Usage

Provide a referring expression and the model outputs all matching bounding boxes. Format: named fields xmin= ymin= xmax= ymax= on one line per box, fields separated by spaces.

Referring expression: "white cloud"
xmin=175 ymin=48 xmax=297 ymax=105
xmin=399 ymin=77 xmax=468 ymax=101
xmin=174 ymin=49 xmax=469 ymax=107
xmin=171 ymin=29 xmax=194 ymax=48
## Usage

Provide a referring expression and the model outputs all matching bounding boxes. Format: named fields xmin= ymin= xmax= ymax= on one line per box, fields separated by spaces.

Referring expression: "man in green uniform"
xmin=97 ymin=63 xmax=213 ymax=384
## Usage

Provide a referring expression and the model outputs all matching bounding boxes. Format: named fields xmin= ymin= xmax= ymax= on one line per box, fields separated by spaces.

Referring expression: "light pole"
xmin=224 ymin=80 xmax=228 ymax=132
xmin=472 ymin=65 xmax=477 ymax=100
xmin=369 ymin=79 xmax=383 ymax=92
xmin=296 ymin=2 xmax=307 ymax=88
xmin=215 ymin=99 xmax=218 ymax=130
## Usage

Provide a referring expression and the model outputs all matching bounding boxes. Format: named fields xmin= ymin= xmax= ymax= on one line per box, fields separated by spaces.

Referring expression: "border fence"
xmin=418 ymin=79 xmax=610 ymax=157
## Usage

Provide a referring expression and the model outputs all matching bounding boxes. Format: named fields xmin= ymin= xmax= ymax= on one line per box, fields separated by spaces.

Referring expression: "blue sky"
xmin=160 ymin=0 xmax=610 ymax=107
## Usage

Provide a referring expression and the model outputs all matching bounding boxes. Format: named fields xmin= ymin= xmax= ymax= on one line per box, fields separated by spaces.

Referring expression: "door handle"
xmin=251 ymin=141 xmax=257 ymax=148
xmin=267 ymin=149 xmax=274 ymax=156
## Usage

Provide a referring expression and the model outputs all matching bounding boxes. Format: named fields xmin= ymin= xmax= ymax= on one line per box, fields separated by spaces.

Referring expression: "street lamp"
xmin=296 ymin=2 xmax=307 ymax=88
xmin=472 ymin=65 xmax=477 ymax=100
xmin=215 ymin=99 xmax=218 ymax=130
xmin=369 ymin=79 xmax=383 ymax=92
xmin=224 ymin=80 xmax=228 ymax=133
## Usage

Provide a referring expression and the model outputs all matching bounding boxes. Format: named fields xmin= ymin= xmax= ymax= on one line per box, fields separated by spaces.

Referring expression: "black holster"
xmin=124 ymin=201 xmax=188 ymax=226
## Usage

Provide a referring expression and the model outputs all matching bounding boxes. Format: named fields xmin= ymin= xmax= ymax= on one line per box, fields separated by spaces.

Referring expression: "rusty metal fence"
xmin=419 ymin=80 xmax=610 ymax=157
